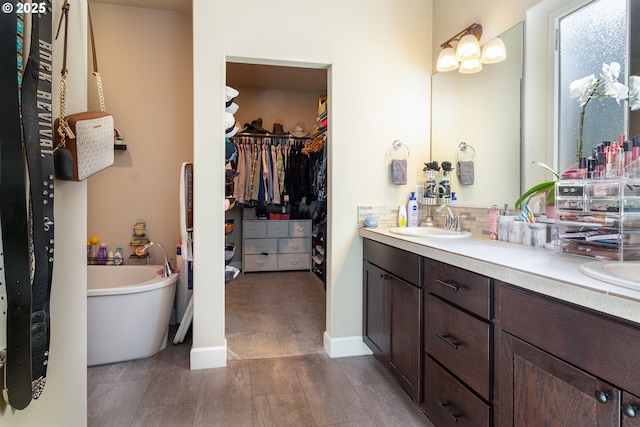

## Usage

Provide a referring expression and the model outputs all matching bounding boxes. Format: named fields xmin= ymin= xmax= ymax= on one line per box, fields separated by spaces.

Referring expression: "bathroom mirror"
xmin=431 ymin=22 xmax=523 ymax=207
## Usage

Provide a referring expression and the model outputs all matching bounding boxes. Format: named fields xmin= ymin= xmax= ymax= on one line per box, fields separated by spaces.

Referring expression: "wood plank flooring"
xmin=88 ymin=337 xmax=433 ymax=426
xmin=88 ymin=271 xmax=434 ymax=426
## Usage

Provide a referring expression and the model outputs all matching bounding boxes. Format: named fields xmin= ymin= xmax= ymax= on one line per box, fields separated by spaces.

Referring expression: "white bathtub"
xmin=87 ymin=265 xmax=178 ymax=366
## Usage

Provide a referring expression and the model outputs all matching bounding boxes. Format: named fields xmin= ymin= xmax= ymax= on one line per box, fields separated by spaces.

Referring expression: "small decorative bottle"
xmin=97 ymin=243 xmax=108 ymax=265
xmin=113 ymin=247 xmax=124 ymax=266
xmin=438 ymin=170 xmax=452 ymax=205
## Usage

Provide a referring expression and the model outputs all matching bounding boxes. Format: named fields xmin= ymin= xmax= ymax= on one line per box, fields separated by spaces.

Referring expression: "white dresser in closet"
xmin=242 ymin=220 xmax=312 ymax=272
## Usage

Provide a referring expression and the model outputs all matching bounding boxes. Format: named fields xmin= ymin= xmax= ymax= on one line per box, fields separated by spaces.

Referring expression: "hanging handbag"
xmin=54 ymin=1 xmax=114 ymax=181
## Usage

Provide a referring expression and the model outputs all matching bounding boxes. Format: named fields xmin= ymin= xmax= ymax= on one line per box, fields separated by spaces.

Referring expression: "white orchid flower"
xmin=602 ymin=62 xmax=621 ymax=81
xmin=570 ymin=74 xmax=597 ymax=106
xmin=601 ymin=62 xmax=628 ymax=103
xmin=629 ymin=75 xmax=640 ymax=111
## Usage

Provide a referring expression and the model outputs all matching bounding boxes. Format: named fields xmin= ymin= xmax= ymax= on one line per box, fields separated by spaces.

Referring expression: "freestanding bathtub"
xmin=87 ymin=265 xmax=178 ymax=366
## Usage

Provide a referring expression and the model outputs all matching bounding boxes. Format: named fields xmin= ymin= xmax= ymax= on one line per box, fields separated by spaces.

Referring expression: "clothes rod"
xmin=232 ymin=132 xmax=314 ymax=140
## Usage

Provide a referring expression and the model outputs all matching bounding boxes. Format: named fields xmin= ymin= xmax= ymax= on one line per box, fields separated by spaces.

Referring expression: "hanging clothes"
xmin=230 ymin=134 xmax=326 ymax=206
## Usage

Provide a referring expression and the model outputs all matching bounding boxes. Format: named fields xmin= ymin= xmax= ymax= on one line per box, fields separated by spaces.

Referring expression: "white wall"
xmin=230 ymin=86 xmax=325 ymax=136
xmin=192 ymin=0 xmax=434 ymax=367
xmin=86 ymin=4 xmax=193 ymax=267
xmin=0 ymin=2 xmax=88 ymax=424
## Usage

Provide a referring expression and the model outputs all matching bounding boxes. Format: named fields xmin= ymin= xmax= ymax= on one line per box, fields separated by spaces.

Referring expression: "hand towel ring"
xmin=387 ymin=140 xmax=410 ymax=160
xmin=457 ymin=141 xmax=475 ymax=162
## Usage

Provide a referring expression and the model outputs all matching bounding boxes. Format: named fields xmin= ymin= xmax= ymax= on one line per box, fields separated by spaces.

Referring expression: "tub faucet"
xmin=137 ymin=241 xmax=172 ymax=277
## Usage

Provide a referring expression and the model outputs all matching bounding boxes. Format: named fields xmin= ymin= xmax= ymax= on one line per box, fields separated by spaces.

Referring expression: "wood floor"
xmin=87 ymin=271 xmax=434 ymax=426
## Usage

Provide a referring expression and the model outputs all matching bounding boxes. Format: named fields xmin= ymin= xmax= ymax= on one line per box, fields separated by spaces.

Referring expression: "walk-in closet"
xmin=224 ymin=62 xmax=328 ymax=360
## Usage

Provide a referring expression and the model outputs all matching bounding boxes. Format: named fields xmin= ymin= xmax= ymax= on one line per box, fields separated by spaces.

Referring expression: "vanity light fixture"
xmin=436 ymin=23 xmax=507 ymax=74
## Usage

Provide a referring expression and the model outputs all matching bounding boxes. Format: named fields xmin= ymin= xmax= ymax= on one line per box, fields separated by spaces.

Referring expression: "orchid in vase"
xmin=569 ymin=62 xmax=636 ymax=162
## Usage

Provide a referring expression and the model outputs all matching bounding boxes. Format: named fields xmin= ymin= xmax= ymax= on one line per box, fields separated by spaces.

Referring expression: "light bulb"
xmin=456 ymin=33 xmax=481 ymax=61
xmin=480 ymin=37 xmax=507 ymax=64
xmin=436 ymin=46 xmax=459 ymax=72
xmin=459 ymin=58 xmax=482 ymax=74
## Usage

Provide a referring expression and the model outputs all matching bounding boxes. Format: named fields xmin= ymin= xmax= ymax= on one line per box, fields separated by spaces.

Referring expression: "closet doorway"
xmin=224 ymin=61 xmax=329 ymax=361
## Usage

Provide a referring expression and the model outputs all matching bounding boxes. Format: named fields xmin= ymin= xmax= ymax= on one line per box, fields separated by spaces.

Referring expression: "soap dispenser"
xmin=407 ymin=192 xmax=419 ymax=227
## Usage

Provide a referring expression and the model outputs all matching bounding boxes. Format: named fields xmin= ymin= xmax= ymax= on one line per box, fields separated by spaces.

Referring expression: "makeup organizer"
xmin=554 ymin=162 xmax=640 ymax=261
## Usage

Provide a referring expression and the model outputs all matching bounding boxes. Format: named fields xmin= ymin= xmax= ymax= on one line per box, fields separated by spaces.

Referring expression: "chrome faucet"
xmin=436 ymin=204 xmax=455 ymax=230
xmin=138 ymin=241 xmax=172 ymax=277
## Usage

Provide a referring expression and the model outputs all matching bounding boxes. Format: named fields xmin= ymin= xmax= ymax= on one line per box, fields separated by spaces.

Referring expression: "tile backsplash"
xmin=357 ymin=205 xmax=494 ymax=238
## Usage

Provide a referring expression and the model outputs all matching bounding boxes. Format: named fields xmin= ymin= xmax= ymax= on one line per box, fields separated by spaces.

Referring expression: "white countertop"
xmin=359 ymin=226 xmax=640 ymax=324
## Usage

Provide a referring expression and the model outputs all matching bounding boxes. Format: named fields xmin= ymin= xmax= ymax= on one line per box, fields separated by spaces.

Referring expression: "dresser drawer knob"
xmin=594 ymin=390 xmax=611 ymax=404
xmin=435 ymin=279 xmax=459 ymax=291
xmin=435 ymin=333 xmax=459 ymax=349
xmin=436 ymin=400 xmax=459 ymax=422
xmin=623 ymin=404 xmax=639 ymax=418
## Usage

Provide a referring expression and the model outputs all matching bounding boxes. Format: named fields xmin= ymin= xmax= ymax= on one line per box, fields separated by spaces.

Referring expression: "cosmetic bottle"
xmin=596 ymin=151 xmax=605 ymax=178
xmin=97 ymin=243 xmax=108 ymax=265
xmin=633 ymin=136 xmax=640 ymax=162
xmin=488 ymin=205 xmax=500 ymax=240
xmin=398 ymin=205 xmax=407 ymax=227
xmin=106 ymin=251 xmax=114 ymax=265
xmin=577 ymin=157 xmax=587 ymax=179
xmin=89 ymin=243 xmax=98 ymax=264
xmin=587 ymin=157 xmax=595 ymax=179
xmin=616 ymin=146 xmax=624 ymax=177
xmin=624 ymin=140 xmax=633 ymax=171
xmin=407 ymin=192 xmax=419 ymax=227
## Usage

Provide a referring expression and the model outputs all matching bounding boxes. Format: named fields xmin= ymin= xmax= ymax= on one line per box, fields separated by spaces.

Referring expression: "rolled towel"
xmin=457 ymin=160 xmax=474 ymax=185
xmin=391 ymin=159 xmax=407 ymax=185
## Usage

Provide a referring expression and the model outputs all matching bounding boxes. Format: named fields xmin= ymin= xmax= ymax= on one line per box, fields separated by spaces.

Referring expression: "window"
xmin=556 ymin=0 xmax=628 ymax=170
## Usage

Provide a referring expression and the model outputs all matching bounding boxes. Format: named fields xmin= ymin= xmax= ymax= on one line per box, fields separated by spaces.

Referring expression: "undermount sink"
xmin=579 ymin=261 xmax=640 ymax=290
xmin=389 ymin=227 xmax=471 ymax=239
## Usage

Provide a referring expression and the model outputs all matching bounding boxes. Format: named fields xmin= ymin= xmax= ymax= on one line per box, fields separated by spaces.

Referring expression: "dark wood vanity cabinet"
xmin=421 ymin=259 xmax=494 ymax=427
xmin=362 ymin=239 xmax=423 ymax=403
xmin=498 ymin=283 xmax=640 ymax=427
xmin=361 ymin=236 xmax=640 ymax=426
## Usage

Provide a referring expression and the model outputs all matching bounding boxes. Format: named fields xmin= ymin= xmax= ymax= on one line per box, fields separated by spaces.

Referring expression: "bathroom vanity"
xmin=360 ymin=227 xmax=640 ymax=427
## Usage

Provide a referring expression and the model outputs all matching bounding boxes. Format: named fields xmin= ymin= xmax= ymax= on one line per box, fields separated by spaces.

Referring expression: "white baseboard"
xmin=323 ymin=331 xmax=373 ymax=358
xmin=190 ymin=340 xmax=227 ymax=370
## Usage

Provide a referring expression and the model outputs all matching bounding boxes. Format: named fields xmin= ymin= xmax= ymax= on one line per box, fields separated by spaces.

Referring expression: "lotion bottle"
xmin=407 ymin=192 xmax=419 ymax=227
xmin=398 ymin=205 xmax=407 ymax=227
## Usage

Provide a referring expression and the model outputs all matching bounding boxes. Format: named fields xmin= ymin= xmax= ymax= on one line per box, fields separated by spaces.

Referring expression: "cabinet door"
xmin=363 ymin=261 xmax=388 ymax=364
xmin=388 ymin=274 xmax=422 ymax=403
xmin=500 ymin=331 xmax=620 ymax=427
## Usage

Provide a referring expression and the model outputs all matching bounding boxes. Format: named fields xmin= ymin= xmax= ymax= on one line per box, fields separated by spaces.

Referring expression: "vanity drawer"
xmin=425 ymin=294 xmax=491 ymax=400
xmin=422 ymin=356 xmax=490 ymax=427
xmin=425 ymin=258 xmax=491 ymax=318
xmin=363 ymin=239 xmax=422 ymax=286
xmin=278 ymin=253 xmax=310 ymax=270
xmin=244 ymin=254 xmax=278 ymax=272
xmin=278 ymin=238 xmax=312 ymax=254
xmin=244 ymin=238 xmax=277 ymax=255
